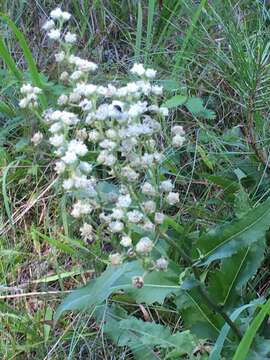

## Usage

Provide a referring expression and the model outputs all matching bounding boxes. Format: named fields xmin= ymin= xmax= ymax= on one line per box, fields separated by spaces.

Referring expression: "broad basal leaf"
xmin=208 ymin=241 xmax=266 ymax=307
xmin=105 ymin=316 xmax=197 ymax=359
xmin=195 ymin=196 xmax=270 ymax=265
xmin=55 ymin=261 xmax=180 ymax=320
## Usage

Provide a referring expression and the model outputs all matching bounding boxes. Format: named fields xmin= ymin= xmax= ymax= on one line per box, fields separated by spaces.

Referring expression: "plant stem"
xmin=163 ymin=234 xmax=242 ymax=340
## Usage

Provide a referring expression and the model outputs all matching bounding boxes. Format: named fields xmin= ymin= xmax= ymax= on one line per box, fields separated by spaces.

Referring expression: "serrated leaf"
xmin=195 ymin=197 xmax=270 ymax=265
xmin=55 ymin=262 xmax=180 ymax=320
xmin=105 ymin=316 xmax=196 ymax=359
xmin=186 ymin=97 xmax=216 ymax=119
xmin=55 ymin=261 xmax=141 ymax=320
xmin=162 ymin=95 xmax=187 ymax=108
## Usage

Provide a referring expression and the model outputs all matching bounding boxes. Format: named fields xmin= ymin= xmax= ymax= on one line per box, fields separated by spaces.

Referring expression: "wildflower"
xmin=155 ymin=257 xmax=168 ymax=271
xmin=109 ymin=253 xmax=123 ymax=266
xmin=130 ymin=63 xmax=145 ymax=76
xmin=141 ymin=182 xmax=156 ymax=196
xmin=172 ymin=134 xmax=185 ymax=147
xmin=80 ymin=223 xmax=94 ymax=242
xmin=154 ymin=212 xmax=165 ymax=225
xmin=132 ymin=276 xmax=144 ymax=288
xmin=117 ymin=194 xmax=132 ymax=208
xmin=31 ymin=132 xmax=43 ymax=146
xmin=166 ymin=192 xmax=179 ymax=205
xmin=172 ymin=125 xmax=185 ymax=136
xmin=48 ymin=29 xmax=61 ymax=40
xmin=120 ymin=235 xmax=132 ymax=247
xmin=65 ymin=32 xmax=77 ymax=44
xmin=109 ymin=221 xmax=124 ymax=233
xmin=160 ymin=180 xmax=173 ymax=192
xmin=42 ymin=19 xmax=55 ymax=31
xmin=145 ymin=68 xmax=157 ymax=78
xmin=143 ymin=200 xmax=156 ymax=214
xmin=127 ymin=210 xmax=144 ymax=224
xmin=135 ymin=237 xmax=154 ymax=254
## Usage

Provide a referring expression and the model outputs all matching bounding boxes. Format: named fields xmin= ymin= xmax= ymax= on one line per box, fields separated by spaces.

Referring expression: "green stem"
xmin=163 ymin=234 xmax=242 ymax=340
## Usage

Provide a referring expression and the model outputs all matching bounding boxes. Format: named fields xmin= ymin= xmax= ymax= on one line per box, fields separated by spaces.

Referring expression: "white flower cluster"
xmin=21 ymin=8 xmax=187 ymax=279
xmin=19 ymin=84 xmax=42 ymax=109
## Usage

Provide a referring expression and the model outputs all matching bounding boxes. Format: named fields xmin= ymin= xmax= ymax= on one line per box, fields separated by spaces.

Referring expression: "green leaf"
xmin=162 ymin=95 xmax=187 ymax=108
xmin=232 ymin=298 xmax=270 ymax=360
xmin=55 ymin=261 xmax=142 ymax=320
xmin=186 ymin=97 xmax=216 ymax=119
xmin=209 ymin=300 xmax=264 ymax=360
xmin=0 ymin=13 xmax=47 ymax=108
xmin=127 ymin=269 xmax=179 ymax=304
xmin=105 ymin=316 xmax=196 ymax=359
xmin=195 ymin=197 xmax=270 ymax=265
xmin=208 ymin=242 xmax=266 ymax=307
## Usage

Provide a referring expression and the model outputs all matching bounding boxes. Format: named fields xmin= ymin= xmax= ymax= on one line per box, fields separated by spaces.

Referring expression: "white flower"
xmin=50 ymin=8 xmax=71 ymax=22
xmin=50 ymin=8 xmax=63 ymax=20
xmin=71 ymin=200 xmax=92 ymax=218
xmin=54 ymin=161 xmax=66 ymax=174
xmin=62 ymin=11 xmax=72 ymax=21
xmin=154 ymin=212 xmax=165 ymax=224
xmin=57 ymin=94 xmax=68 ymax=106
xmin=155 ymin=258 xmax=168 ymax=270
xmin=79 ymin=99 xmax=92 ymax=111
xmin=106 ymin=129 xmax=118 ymax=140
xmin=31 ymin=132 xmax=43 ymax=146
xmin=99 ymin=139 xmax=117 ymax=150
xmin=143 ymin=220 xmax=155 ymax=232
xmin=70 ymin=70 xmax=83 ymax=81
xmin=111 ymin=208 xmax=124 ymax=220
xmin=172 ymin=125 xmax=185 ymax=136
xmin=42 ymin=20 xmax=55 ymax=31
xmin=62 ymin=151 xmax=77 ymax=164
xmin=49 ymin=122 xmax=62 ymax=133
xmin=109 ymin=221 xmax=124 ymax=233
xmin=121 ymin=166 xmax=139 ymax=181
xmin=117 ymin=194 xmax=131 ymax=208
xmin=65 ymin=32 xmax=77 ymax=43
xmin=135 ymin=237 xmax=154 ymax=254
xmin=143 ymin=200 xmax=156 ymax=214
xmin=145 ymin=68 xmax=157 ymax=78
xmin=55 ymin=51 xmax=65 ymax=62
xmin=172 ymin=134 xmax=185 ymax=147
xmin=120 ymin=235 xmax=132 ymax=247
xmin=160 ymin=180 xmax=173 ymax=192
xmin=141 ymin=182 xmax=156 ymax=196
xmin=60 ymin=71 xmax=69 ymax=81
xmin=80 ymin=223 xmax=94 ymax=242
xmin=48 ymin=29 xmax=61 ymax=40
xmin=68 ymin=140 xmax=88 ymax=156
xmin=49 ymin=134 xmax=65 ymax=147
xmin=166 ymin=192 xmax=179 ymax=205
xmin=130 ymin=63 xmax=145 ymax=76
xmin=97 ymin=151 xmax=116 ymax=166
xmin=109 ymin=253 xmax=123 ymax=266
xmin=88 ymin=130 xmax=101 ymax=142
xmin=63 ymin=178 xmax=74 ymax=190
xmin=127 ymin=210 xmax=144 ymax=224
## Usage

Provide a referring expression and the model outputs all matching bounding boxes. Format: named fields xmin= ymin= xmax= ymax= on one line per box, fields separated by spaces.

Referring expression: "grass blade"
xmin=0 ymin=37 xmax=22 ymax=81
xmin=0 ymin=13 xmax=47 ymax=107
xmin=135 ymin=0 xmax=143 ymax=62
xmin=232 ymin=298 xmax=270 ymax=360
xmin=173 ymin=0 xmax=207 ymax=75
xmin=145 ymin=0 xmax=156 ymax=63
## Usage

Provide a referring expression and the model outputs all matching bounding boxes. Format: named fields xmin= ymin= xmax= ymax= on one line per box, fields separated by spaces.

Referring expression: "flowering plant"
xmin=12 ymin=6 xmax=270 ymax=359
xmin=22 ymin=7 xmax=186 ymax=288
